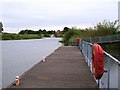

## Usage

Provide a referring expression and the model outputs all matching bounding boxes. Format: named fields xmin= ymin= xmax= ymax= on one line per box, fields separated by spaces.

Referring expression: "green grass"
xmin=100 ymin=42 xmax=120 ymax=60
xmin=0 ymin=34 xmax=42 ymax=40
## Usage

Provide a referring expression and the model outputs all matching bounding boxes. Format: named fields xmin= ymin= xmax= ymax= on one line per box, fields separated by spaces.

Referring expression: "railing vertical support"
xmin=90 ymin=37 xmax=92 ymax=42
xmin=86 ymin=43 xmax=89 ymax=63
xmin=118 ymin=63 xmax=120 ymax=90
xmin=107 ymin=57 xmax=110 ymax=90
xmin=98 ymin=79 xmax=100 ymax=88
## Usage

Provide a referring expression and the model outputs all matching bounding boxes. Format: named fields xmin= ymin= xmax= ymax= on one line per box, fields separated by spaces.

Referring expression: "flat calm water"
xmin=1 ymin=38 xmax=61 ymax=89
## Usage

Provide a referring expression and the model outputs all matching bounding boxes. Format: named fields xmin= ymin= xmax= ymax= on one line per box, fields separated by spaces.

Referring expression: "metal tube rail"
xmin=83 ymin=34 xmax=120 ymax=43
xmin=79 ymin=39 xmax=120 ymax=89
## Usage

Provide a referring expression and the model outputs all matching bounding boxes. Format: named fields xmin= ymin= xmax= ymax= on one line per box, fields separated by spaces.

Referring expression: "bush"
xmin=62 ymin=29 xmax=81 ymax=46
xmin=43 ymin=33 xmax=51 ymax=37
xmin=62 ymin=20 xmax=119 ymax=46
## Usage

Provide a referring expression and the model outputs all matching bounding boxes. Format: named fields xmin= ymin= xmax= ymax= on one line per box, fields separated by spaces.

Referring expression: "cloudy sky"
xmin=0 ymin=0 xmax=119 ymax=33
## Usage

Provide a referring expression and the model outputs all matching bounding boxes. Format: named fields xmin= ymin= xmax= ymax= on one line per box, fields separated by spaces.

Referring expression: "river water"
xmin=1 ymin=38 xmax=61 ymax=89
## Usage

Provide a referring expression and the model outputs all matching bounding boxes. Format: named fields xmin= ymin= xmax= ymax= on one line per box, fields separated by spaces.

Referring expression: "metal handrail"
xmin=79 ymin=39 xmax=120 ymax=89
xmin=82 ymin=34 xmax=120 ymax=43
xmin=104 ymin=51 xmax=120 ymax=65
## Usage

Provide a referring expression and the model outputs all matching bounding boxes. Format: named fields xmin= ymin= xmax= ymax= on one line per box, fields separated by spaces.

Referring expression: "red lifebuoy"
xmin=92 ymin=43 xmax=104 ymax=79
xmin=76 ymin=37 xmax=80 ymax=46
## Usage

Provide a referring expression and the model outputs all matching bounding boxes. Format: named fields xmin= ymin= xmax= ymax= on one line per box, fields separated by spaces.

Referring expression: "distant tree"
xmin=23 ymin=29 xmax=29 ymax=34
xmin=19 ymin=29 xmax=35 ymax=34
xmin=38 ymin=29 xmax=42 ymax=34
xmin=42 ymin=29 xmax=47 ymax=34
xmin=18 ymin=30 xmax=25 ymax=34
xmin=93 ymin=20 xmax=119 ymax=36
xmin=18 ymin=29 xmax=57 ymax=37
xmin=27 ymin=30 xmax=34 ymax=34
xmin=63 ymin=27 xmax=69 ymax=33
xmin=47 ymin=30 xmax=55 ymax=34
xmin=18 ymin=30 xmax=28 ymax=34
xmin=0 ymin=22 xmax=3 ymax=33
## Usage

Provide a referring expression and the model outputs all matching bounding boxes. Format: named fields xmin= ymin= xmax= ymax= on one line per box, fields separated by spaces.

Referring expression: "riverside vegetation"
xmin=1 ymin=34 xmax=42 ymax=40
xmin=61 ymin=20 xmax=120 ymax=60
xmin=0 ymin=29 xmax=62 ymax=40
xmin=1 ymin=20 xmax=120 ymax=42
xmin=62 ymin=20 xmax=120 ymax=45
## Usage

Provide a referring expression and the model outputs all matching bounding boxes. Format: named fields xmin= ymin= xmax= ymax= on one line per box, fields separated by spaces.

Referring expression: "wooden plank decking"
xmin=6 ymin=46 xmax=98 ymax=89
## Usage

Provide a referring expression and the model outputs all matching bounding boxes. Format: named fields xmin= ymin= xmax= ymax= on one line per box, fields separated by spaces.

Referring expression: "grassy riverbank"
xmin=0 ymin=33 xmax=42 ymax=40
xmin=100 ymin=42 xmax=120 ymax=60
xmin=0 ymin=30 xmax=63 ymax=40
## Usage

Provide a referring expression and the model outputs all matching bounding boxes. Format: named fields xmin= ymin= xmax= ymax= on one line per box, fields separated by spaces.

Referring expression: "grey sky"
xmin=0 ymin=0 xmax=119 ymax=33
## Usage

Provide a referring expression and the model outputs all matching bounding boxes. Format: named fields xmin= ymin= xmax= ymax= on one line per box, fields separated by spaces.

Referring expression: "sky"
xmin=0 ymin=0 xmax=120 ymax=33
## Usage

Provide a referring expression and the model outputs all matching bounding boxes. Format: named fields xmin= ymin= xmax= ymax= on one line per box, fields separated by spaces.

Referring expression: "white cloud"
xmin=1 ymin=0 xmax=120 ymax=33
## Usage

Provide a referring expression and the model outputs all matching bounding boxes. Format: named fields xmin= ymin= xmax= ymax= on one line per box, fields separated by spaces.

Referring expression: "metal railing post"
xmin=118 ymin=63 xmax=120 ymax=90
xmin=87 ymin=42 xmax=88 ymax=61
xmin=90 ymin=44 xmax=92 ymax=71
xmin=107 ymin=57 xmax=110 ymax=90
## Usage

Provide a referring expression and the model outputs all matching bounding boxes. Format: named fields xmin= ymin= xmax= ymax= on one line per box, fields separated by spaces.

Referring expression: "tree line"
xmin=18 ymin=29 xmax=55 ymax=35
